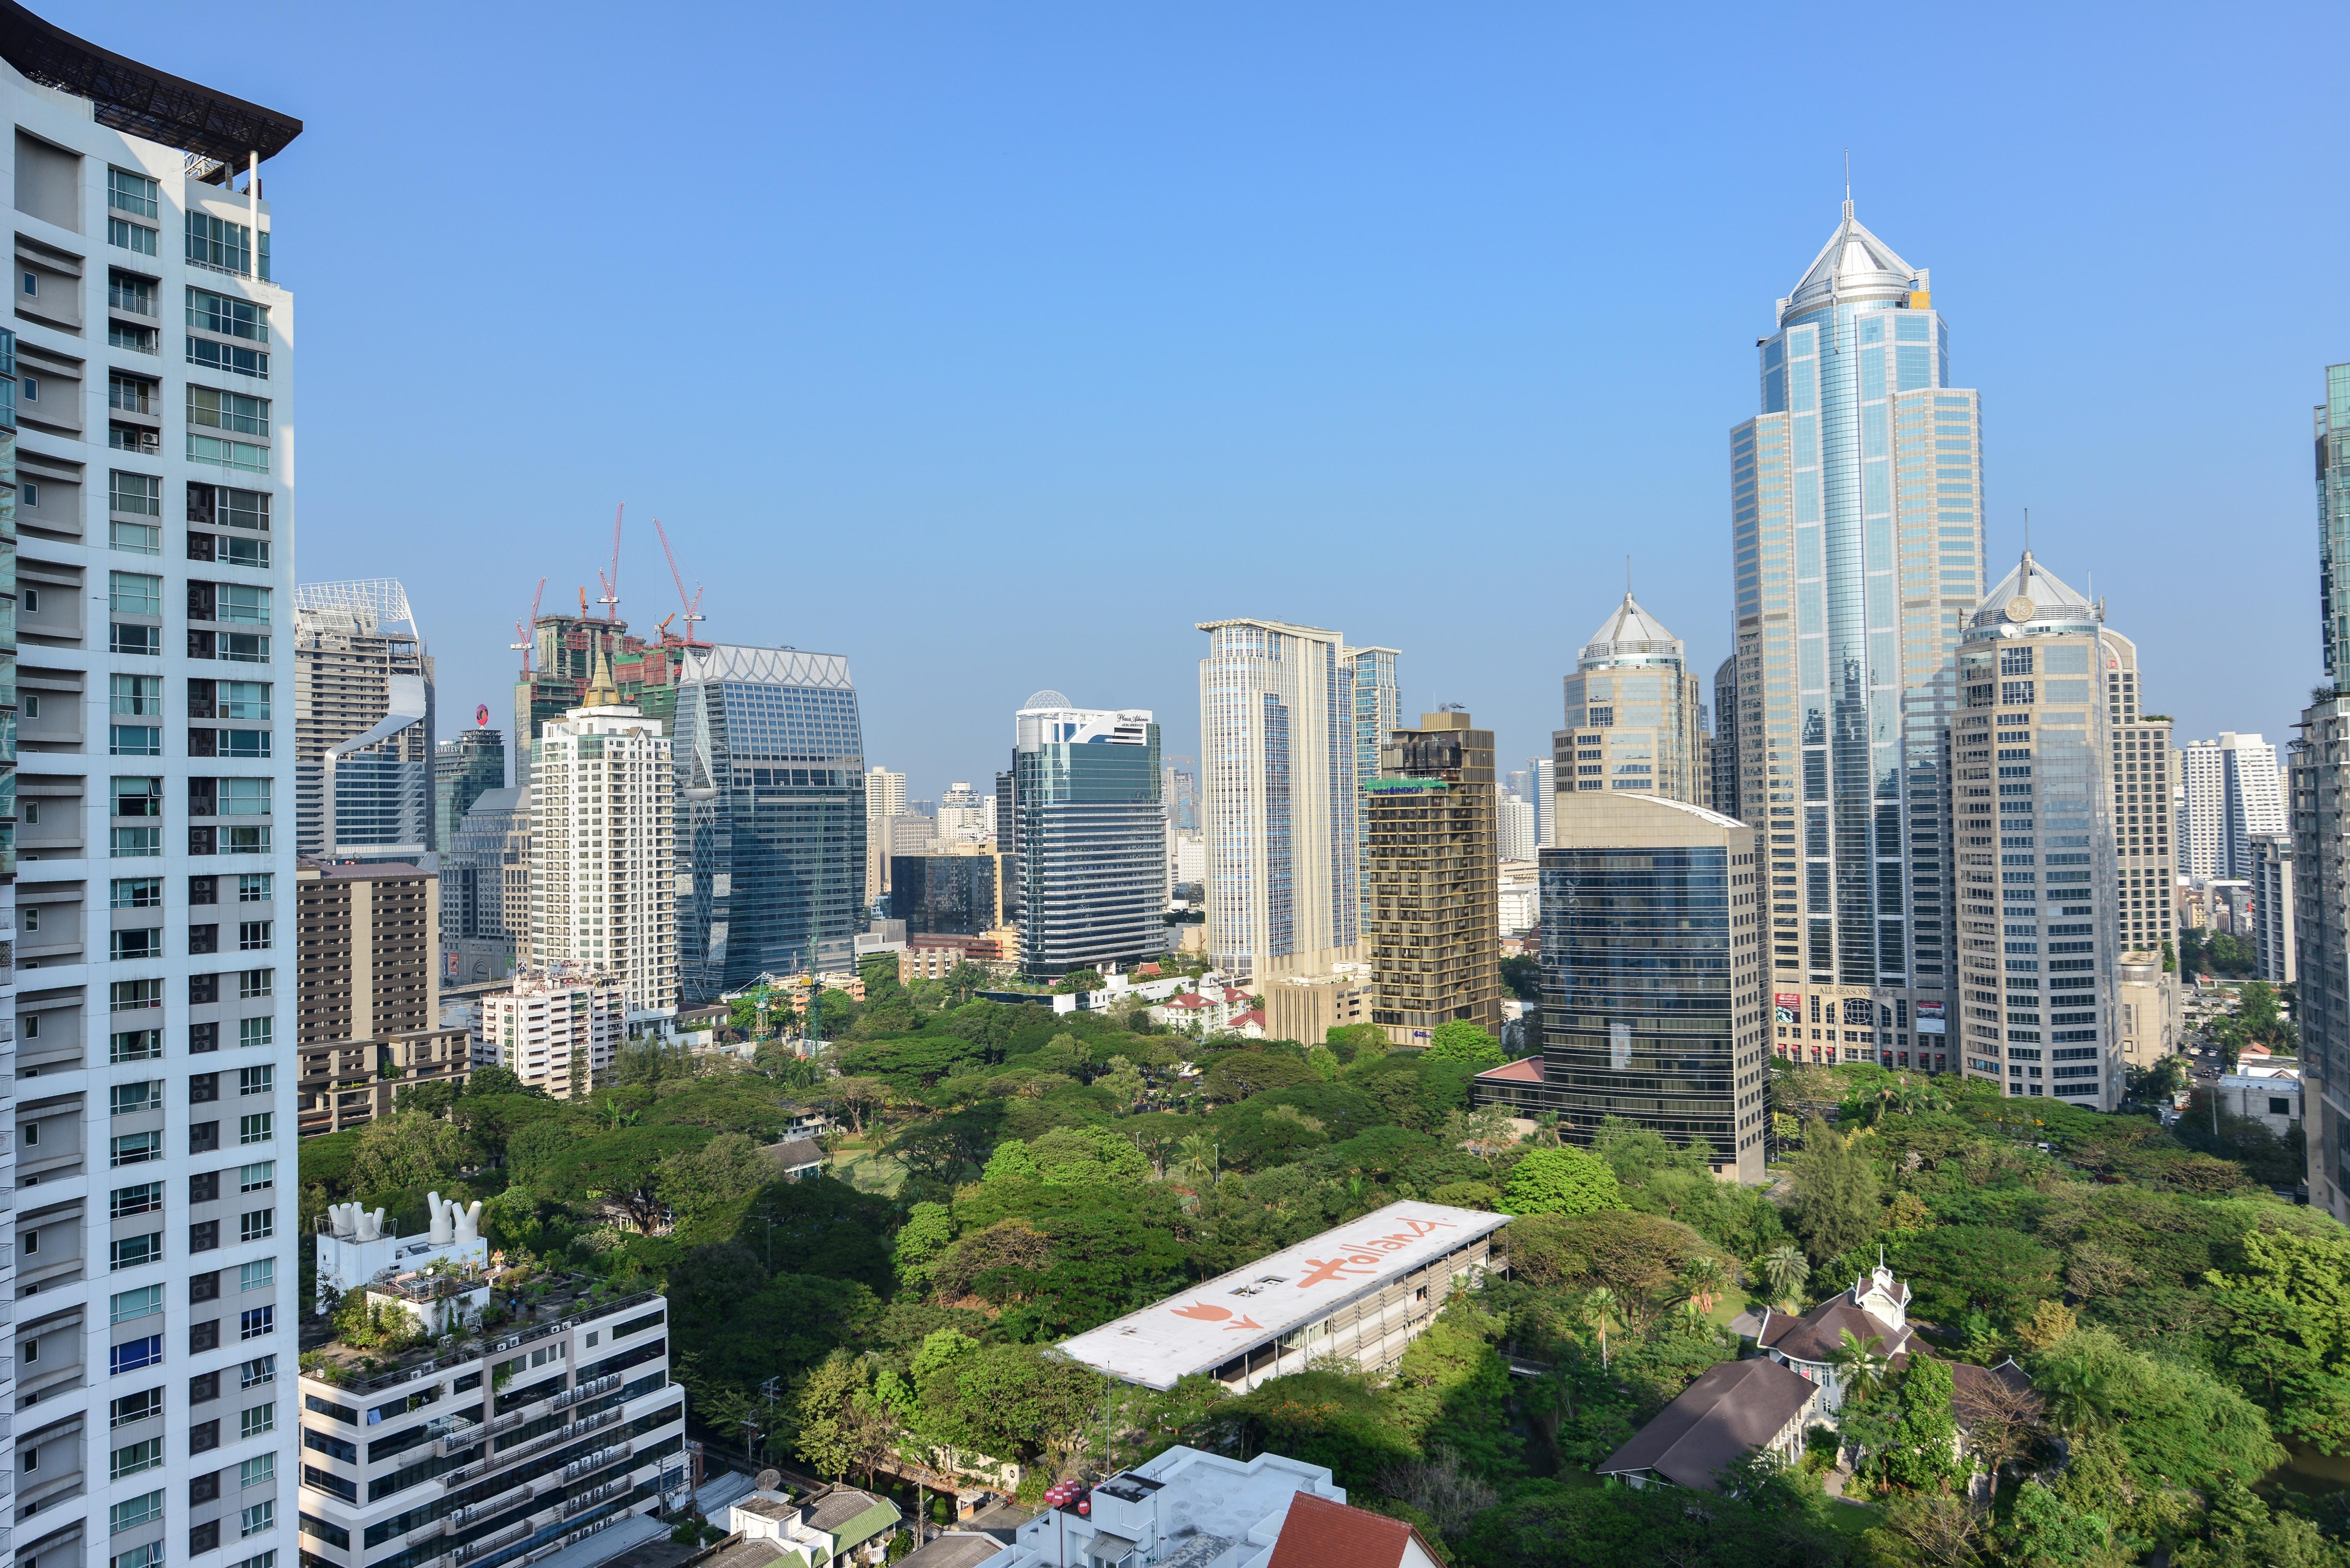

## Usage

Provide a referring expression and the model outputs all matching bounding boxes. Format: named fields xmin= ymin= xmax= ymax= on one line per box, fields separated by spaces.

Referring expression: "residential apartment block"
xmin=471 ymin=969 xmax=625 ymax=1099
xmin=294 ymin=858 xmax=467 ymax=1137
xmin=0 ymin=13 xmax=302 ymax=1568
xmin=1363 ymin=711 xmax=1501 ymax=1044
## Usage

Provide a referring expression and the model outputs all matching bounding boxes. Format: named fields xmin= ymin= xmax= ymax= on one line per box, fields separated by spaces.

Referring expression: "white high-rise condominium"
xmin=1527 ymin=757 xmax=1556 ymax=846
xmin=1730 ymin=200 xmax=1984 ymax=1052
xmin=1498 ymin=794 xmax=1537 ymax=862
xmin=938 ymin=779 xmax=987 ymax=843
xmin=530 ymin=654 xmax=676 ymax=1019
xmin=864 ymin=764 xmax=905 ymax=901
xmin=294 ymin=577 xmax=433 ymax=864
xmin=1199 ymin=619 xmax=1361 ymax=978
xmin=2178 ymin=732 xmax=2285 ymax=881
xmin=0 ymin=15 xmax=302 ymax=1566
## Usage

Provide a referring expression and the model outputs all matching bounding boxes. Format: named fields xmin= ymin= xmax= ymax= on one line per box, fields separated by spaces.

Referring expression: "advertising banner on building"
xmin=1915 ymin=999 xmax=1947 ymax=1035
xmin=1774 ymin=992 xmax=1801 ymax=1026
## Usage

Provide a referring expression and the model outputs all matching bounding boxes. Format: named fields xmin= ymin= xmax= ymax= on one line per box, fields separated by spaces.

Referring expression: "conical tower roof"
xmin=1971 ymin=550 xmax=2097 ymax=630
xmin=1785 ymin=201 xmax=1920 ymax=321
xmin=1579 ymin=592 xmax=1685 ymax=669
xmin=583 ymin=640 xmax=621 ymax=707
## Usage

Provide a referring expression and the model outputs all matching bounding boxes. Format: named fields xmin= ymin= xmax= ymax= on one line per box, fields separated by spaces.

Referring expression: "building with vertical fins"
xmin=670 ymin=643 xmax=867 ymax=1002
xmin=1555 ymin=593 xmax=1706 ymax=809
xmin=1197 ymin=620 xmax=1360 ymax=979
xmin=1364 ymin=712 xmax=1501 ymax=1043
xmin=1712 ymin=654 xmax=1741 ymax=822
xmin=0 ymin=7 xmax=304 ymax=1563
xmin=1347 ymin=645 xmax=1401 ymax=928
xmin=295 ymin=579 xmax=433 ymax=865
xmin=1728 ymin=200 xmax=1984 ymax=1060
xmin=440 ymin=785 xmax=529 ymax=984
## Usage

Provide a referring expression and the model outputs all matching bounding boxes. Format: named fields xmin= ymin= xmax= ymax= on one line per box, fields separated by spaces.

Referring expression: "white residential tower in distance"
xmin=2178 ymin=732 xmax=2285 ymax=882
xmin=528 ymin=652 xmax=675 ymax=1019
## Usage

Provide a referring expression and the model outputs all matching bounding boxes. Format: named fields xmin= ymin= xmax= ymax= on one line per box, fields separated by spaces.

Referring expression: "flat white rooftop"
xmin=1058 ymin=1200 xmax=1507 ymax=1390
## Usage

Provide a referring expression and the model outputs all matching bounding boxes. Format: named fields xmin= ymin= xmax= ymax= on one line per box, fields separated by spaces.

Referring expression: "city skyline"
xmin=103 ymin=0 xmax=2341 ymax=800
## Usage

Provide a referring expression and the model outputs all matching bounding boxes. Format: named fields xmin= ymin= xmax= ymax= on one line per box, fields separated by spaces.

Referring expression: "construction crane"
xmin=510 ymin=577 xmax=547 ymax=673
xmin=596 ymin=502 xmax=624 ymax=622
xmin=652 ymin=517 xmax=709 ymax=647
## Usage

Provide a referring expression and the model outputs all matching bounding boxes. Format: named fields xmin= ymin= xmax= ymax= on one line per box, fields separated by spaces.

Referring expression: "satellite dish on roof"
xmin=756 ymin=1469 xmax=782 ymax=1493
xmin=1024 ymin=689 xmax=1071 ymax=710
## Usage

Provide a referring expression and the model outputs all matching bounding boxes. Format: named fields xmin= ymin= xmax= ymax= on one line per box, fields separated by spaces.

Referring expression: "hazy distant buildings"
xmin=1499 ymin=791 xmax=1537 ymax=863
xmin=296 ymin=578 xmax=434 ymax=863
xmin=1557 ymin=593 xmax=1705 ymax=809
xmin=865 ymin=764 xmax=906 ymax=902
xmin=1473 ymin=789 xmax=1767 ymax=1182
xmin=673 ymin=644 xmax=868 ymax=1001
xmin=1348 ymin=646 xmax=1402 ymax=928
xmin=1013 ymin=697 xmax=1167 ymax=977
xmin=530 ymin=654 xmax=676 ymax=1016
xmin=1199 ymin=619 xmax=1363 ymax=978
xmin=1365 ymin=712 xmax=1501 ymax=1043
xmin=433 ymin=722 xmax=504 ymax=851
xmin=440 ymin=785 xmax=529 ymax=984
xmin=939 ymin=780 xmax=987 ymax=844
xmin=1527 ymin=756 xmax=1556 ymax=847
xmin=2179 ymin=732 xmax=2285 ymax=882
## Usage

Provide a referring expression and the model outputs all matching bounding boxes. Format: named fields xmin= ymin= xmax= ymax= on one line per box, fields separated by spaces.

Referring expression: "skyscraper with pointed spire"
xmin=1554 ymin=592 xmax=1706 ymax=809
xmin=1728 ymin=201 xmax=1985 ymax=1060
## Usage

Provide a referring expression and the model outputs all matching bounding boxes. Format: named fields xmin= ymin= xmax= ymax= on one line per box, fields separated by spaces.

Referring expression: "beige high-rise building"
xmin=1939 ymin=553 xmax=2152 ymax=1109
xmin=530 ymin=653 xmax=676 ymax=1016
xmin=294 ymin=859 xmax=469 ymax=1135
xmin=1365 ymin=712 xmax=1501 ymax=1043
xmin=1199 ymin=618 xmax=1361 ymax=978
xmin=1555 ymin=593 xmax=1707 ymax=809
xmin=865 ymin=766 xmax=907 ymax=900
xmin=2102 ymin=630 xmax=2180 ymax=1068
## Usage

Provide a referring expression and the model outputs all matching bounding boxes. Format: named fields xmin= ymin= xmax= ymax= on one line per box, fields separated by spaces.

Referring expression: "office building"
xmin=1712 ymin=654 xmax=1741 ymax=821
xmin=993 ymin=766 xmax=1019 ymax=923
xmin=293 ymin=859 xmax=468 ymax=1136
xmin=2251 ymin=832 xmax=2296 ymax=986
xmin=1364 ymin=712 xmax=1502 ymax=1043
xmin=863 ymin=764 xmax=904 ymax=903
xmin=1527 ymin=756 xmax=1556 ymax=846
xmin=888 ymin=850 xmax=1006 ymax=936
xmin=2102 ymin=630 xmax=2178 ymax=1070
xmin=1012 ymin=698 xmax=1166 ymax=977
xmin=1198 ymin=619 xmax=1361 ymax=979
xmin=432 ymin=722 xmax=503 ymax=852
xmin=1941 ymin=553 xmax=2130 ymax=1109
xmin=438 ymin=785 xmax=529 ymax=985
xmin=299 ymin=1223 xmax=686 ymax=1566
xmin=295 ymin=578 xmax=433 ymax=864
xmin=2301 ymin=366 xmax=2350 ymax=1219
xmin=1727 ymin=201 xmax=1984 ymax=1048
xmin=0 ymin=16 xmax=302 ymax=1566
xmin=511 ymin=611 xmax=686 ymax=789
xmin=2178 ymin=732 xmax=2286 ymax=882
xmin=1470 ymin=790 xmax=1767 ymax=1182
xmin=1163 ymin=753 xmax=1199 ymax=835
xmin=1348 ymin=645 xmax=1402 ymax=927
xmin=530 ymin=655 xmax=675 ymax=1018
xmin=672 ymin=644 xmax=867 ymax=1003
xmin=1498 ymin=791 xmax=1537 ymax=862
xmin=471 ymin=968 xmax=626 ymax=1097
xmin=1555 ymin=593 xmax=1706 ymax=809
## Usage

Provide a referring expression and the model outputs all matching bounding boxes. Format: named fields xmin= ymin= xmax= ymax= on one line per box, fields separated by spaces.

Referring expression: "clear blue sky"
xmin=62 ymin=0 xmax=2350 ymax=800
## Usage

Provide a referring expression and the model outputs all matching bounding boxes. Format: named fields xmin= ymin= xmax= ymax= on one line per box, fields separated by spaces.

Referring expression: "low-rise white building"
xmin=1497 ymin=860 xmax=1539 ymax=937
xmin=473 ymin=967 xmax=626 ymax=1098
xmin=2218 ymin=1063 xmax=2303 ymax=1138
xmin=977 ymin=1446 xmax=1344 ymax=1568
xmin=724 ymin=1481 xmax=903 ymax=1566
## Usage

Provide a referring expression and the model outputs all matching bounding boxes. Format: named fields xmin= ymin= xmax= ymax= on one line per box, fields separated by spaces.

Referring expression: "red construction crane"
xmin=652 ymin=517 xmax=708 ymax=647
xmin=596 ymin=502 xmax=624 ymax=622
xmin=510 ymin=577 xmax=547 ymax=673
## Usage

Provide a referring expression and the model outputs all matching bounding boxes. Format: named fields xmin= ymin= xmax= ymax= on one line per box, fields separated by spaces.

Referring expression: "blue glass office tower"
xmin=1014 ymin=700 xmax=1166 ymax=978
xmin=1729 ymin=203 xmax=1985 ymax=1055
xmin=672 ymin=645 xmax=867 ymax=1001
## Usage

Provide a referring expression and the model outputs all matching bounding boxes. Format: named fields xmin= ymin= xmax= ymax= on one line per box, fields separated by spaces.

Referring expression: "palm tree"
xmin=1582 ymin=1288 xmax=1620 ymax=1371
xmin=1680 ymin=1255 xmax=1731 ymax=1315
xmin=1532 ymin=1112 xmax=1563 ymax=1148
xmin=1760 ymin=1243 xmax=1810 ymax=1309
xmin=2041 ymin=1355 xmax=2115 ymax=1437
xmin=1176 ymin=1133 xmax=1220 ymax=1187
xmin=1829 ymin=1329 xmax=1890 ymax=1405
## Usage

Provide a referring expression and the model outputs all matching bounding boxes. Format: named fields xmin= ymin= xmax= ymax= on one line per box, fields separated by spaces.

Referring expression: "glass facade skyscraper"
xmin=433 ymin=724 xmax=504 ymax=851
xmin=1731 ymin=202 xmax=1984 ymax=1047
xmin=672 ymin=645 xmax=867 ymax=1001
xmin=1347 ymin=646 xmax=1401 ymax=926
xmin=1013 ymin=701 xmax=1166 ymax=976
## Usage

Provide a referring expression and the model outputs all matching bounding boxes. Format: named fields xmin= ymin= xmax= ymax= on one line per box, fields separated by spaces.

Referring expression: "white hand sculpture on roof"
xmin=455 ymin=1201 xmax=482 ymax=1242
xmin=357 ymin=1206 xmax=386 ymax=1242
xmin=427 ymin=1191 xmax=454 ymax=1244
